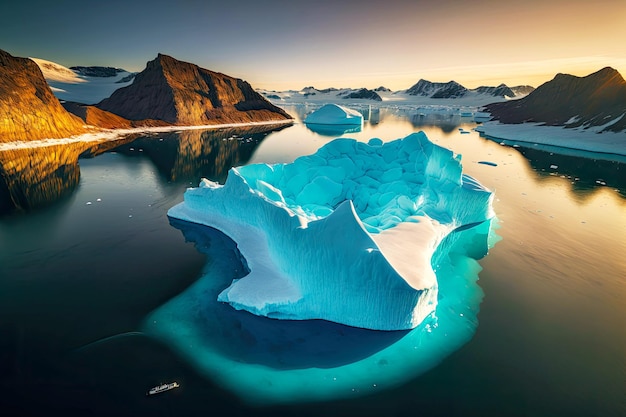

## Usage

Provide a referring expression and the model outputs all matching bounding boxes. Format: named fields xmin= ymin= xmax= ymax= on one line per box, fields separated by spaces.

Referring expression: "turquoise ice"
xmin=147 ymin=132 xmax=497 ymax=404
xmin=167 ymin=132 xmax=494 ymax=330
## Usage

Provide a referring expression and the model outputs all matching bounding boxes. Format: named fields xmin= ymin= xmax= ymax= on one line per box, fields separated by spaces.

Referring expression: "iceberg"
xmin=143 ymin=214 xmax=497 ymax=404
xmin=167 ymin=132 xmax=494 ymax=331
xmin=304 ymin=103 xmax=364 ymax=125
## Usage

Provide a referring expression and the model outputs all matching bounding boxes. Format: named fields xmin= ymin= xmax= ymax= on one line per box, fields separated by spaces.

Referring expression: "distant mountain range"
xmin=405 ymin=79 xmax=534 ymax=99
xmin=261 ymin=80 xmax=535 ymax=103
xmin=70 ymin=66 xmax=128 ymax=77
xmin=485 ymin=67 xmax=626 ymax=133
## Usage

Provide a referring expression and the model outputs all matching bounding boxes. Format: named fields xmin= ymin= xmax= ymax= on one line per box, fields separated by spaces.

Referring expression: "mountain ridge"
xmin=97 ymin=53 xmax=292 ymax=126
xmin=484 ymin=67 xmax=626 ymax=132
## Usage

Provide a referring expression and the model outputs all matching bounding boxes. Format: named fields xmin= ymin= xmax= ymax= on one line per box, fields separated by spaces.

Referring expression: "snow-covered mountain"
xmin=31 ymin=57 xmax=135 ymax=104
xmin=473 ymin=84 xmax=515 ymax=98
xmin=405 ymin=79 xmax=534 ymax=100
xmin=405 ymin=80 xmax=467 ymax=98
xmin=29 ymin=57 xmax=86 ymax=83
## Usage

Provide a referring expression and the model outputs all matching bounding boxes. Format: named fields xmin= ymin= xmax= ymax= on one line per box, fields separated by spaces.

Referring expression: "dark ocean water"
xmin=0 ymin=108 xmax=624 ymax=417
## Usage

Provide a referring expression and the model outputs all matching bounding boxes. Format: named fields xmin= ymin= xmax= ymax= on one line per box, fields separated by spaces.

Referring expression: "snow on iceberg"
xmin=167 ymin=132 xmax=494 ymax=331
xmin=304 ymin=103 xmax=364 ymax=125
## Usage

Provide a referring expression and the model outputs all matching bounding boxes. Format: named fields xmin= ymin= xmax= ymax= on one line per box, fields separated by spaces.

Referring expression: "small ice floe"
xmin=478 ymin=161 xmax=498 ymax=167
xmin=550 ymin=164 xmax=558 ymax=169
xmin=595 ymin=180 xmax=607 ymax=186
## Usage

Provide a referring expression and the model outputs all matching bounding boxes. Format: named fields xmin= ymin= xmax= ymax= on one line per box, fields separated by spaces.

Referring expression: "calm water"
xmin=0 ymin=107 xmax=624 ymax=417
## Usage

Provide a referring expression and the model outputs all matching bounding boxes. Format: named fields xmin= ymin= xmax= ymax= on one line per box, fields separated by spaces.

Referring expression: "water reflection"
xmin=113 ymin=125 xmax=289 ymax=183
xmin=512 ymin=145 xmax=626 ymax=198
xmin=304 ymin=123 xmax=362 ymax=137
xmin=0 ymin=138 xmax=135 ymax=214
xmin=405 ymin=112 xmax=464 ymax=133
xmin=0 ymin=125 xmax=287 ymax=215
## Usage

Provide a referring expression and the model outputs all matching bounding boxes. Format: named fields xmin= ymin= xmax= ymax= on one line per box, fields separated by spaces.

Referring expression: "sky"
xmin=1 ymin=0 xmax=625 ymax=91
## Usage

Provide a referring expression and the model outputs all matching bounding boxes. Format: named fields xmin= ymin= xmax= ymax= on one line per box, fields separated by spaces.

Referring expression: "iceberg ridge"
xmin=168 ymin=132 xmax=494 ymax=330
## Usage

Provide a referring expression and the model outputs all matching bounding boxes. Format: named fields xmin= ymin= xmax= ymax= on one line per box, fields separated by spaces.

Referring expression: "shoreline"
xmin=0 ymin=119 xmax=293 ymax=151
xmin=475 ymin=121 xmax=626 ymax=162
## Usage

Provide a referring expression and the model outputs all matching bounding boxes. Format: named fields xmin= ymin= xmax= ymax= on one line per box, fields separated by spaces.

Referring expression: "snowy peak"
xmin=30 ymin=57 xmax=85 ymax=83
xmin=485 ymin=67 xmax=626 ymax=132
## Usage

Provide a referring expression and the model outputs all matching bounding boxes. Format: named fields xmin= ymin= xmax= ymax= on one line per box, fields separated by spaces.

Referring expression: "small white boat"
xmin=146 ymin=382 xmax=180 ymax=396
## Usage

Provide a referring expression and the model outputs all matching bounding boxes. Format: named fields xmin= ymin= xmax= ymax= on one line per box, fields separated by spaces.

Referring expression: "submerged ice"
xmin=167 ymin=132 xmax=494 ymax=331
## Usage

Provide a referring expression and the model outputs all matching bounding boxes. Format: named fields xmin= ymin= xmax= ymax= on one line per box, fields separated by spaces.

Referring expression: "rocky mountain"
xmin=70 ymin=66 xmax=126 ymax=77
xmin=485 ymin=67 xmax=626 ymax=132
xmin=406 ymin=79 xmax=468 ymax=98
xmin=342 ymin=88 xmax=382 ymax=101
xmin=116 ymin=73 xmax=136 ymax=83
xmin=510 ymin=85 xmax=535 ymax=96
xmin=0 ymin=49 xmax=86 ymax=143
xmin=474 ymin=84 xmax=516 ymax=98
xmin=97 ymin=54 xmax=292 ymax=125
xmin=61 ymin=102 xmax=169 ymax=129
xmin=292 ymin=86 xmax=383 ymax=101
xmin=405 ymin=79 xmax=534 ymax=100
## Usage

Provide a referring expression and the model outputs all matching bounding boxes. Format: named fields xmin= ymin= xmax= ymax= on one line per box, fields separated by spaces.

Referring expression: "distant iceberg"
xmin=304 ymin=103 xmax=363 ymax=125
xmin=168 ymin=132 xmax=494 ymax=331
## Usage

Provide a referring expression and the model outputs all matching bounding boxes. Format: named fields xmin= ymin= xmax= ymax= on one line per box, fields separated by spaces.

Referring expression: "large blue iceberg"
xmin=167 ymin=132 xmax=494 ymax=331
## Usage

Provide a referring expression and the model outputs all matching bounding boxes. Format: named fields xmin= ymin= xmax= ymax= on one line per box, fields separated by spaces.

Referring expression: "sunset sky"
xmin=2 ymin=0 xmax=625 ymax=90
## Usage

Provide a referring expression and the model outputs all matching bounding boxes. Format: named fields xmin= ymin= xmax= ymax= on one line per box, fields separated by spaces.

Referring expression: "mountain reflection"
xmin=0 ymin=138 xmax=135 ymax=214
xmin=0 ymin=125 xmax=285 ymax=215
xmin=406 ymin=112 xmax=464 ymax=133
xmin=513 ymin=145 xmax=626 ymax=199
xmin=112 ymin=125 xmax=288 ymax=183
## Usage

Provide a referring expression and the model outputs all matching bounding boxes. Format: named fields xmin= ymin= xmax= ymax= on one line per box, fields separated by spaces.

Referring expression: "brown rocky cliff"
xmin=62 ymin=101 xmax=171 ymax=129
xmin=0 ymin=49 xmax=87 ymax=143
xmin=98 ymin=53 xmax=292 ymax=125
